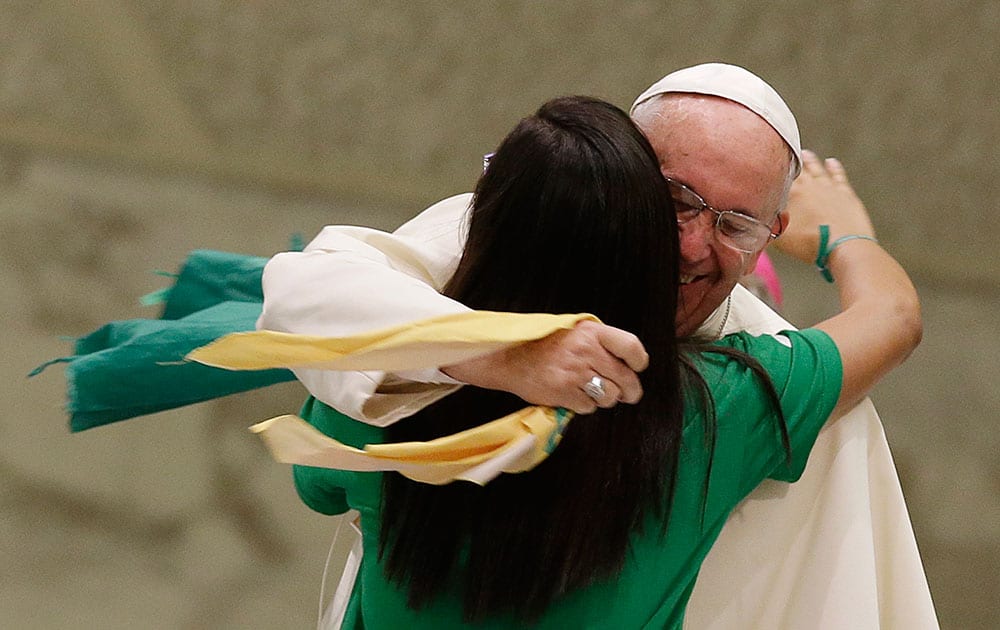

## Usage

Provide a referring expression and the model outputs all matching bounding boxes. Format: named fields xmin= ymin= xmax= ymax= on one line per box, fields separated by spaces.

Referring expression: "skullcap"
xmin=630 ymin=63 xmax=802 ymax=176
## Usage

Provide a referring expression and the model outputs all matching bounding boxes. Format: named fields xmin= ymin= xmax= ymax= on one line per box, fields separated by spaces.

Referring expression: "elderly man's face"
xmin=642 ymin=95 xmax=792 ymax=337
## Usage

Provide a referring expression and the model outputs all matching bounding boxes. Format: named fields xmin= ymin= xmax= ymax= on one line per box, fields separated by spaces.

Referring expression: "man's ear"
xmin=772 ymin=210 xmax=789 ymax=239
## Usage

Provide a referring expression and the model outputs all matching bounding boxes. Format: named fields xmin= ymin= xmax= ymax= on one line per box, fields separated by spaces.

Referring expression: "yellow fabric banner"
xmin=187 ymin=311 xmax=593 ymax=484
xmin=249 ymin=406 xmax=572 ymax=486
xmin=187 ymin=311 xmax=597 ymax=371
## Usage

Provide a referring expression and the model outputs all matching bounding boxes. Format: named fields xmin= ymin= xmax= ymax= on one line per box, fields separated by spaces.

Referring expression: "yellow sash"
xmin=188 ymin=311 xmax=596 ymax=484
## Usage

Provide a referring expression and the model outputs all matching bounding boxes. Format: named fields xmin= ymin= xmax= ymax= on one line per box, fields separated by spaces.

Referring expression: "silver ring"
xmin=583 ymin=375 xmax=606 ymax=401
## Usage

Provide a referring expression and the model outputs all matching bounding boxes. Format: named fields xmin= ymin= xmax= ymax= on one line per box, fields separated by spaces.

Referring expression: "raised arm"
xmin=257 ymin=194 xmax=473 ymax=422
xmin=259 ymin=192 xmax=649 ymax=422
xmin=260 ymin=193 xmax=474 ymax=337
xmin=774 ymin=150 xmax=922 ymax=415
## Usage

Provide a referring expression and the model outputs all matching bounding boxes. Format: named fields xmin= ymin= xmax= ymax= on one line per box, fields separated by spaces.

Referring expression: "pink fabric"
xmin=752 ymin=252 xmax=783 ymax=309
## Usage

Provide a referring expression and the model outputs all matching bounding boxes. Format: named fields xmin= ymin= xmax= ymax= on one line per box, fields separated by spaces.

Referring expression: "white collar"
xmin=693 ymin=293 xmax=733 ymax=340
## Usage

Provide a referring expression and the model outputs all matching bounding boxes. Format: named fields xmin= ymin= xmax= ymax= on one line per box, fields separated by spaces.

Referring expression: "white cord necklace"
xmin=714 ymin=294 xmax=732 ymax=340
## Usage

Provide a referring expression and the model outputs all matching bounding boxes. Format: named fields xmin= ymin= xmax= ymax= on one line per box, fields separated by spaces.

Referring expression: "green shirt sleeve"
xmin=292 ymin=397 xmax=385 ymax=516
xmin=700 ymin=328 xmax=842 ymax=501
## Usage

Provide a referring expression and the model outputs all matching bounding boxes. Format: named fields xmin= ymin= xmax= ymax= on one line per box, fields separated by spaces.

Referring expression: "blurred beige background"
xmin=3 ymin=2 xmax=997 ymax=628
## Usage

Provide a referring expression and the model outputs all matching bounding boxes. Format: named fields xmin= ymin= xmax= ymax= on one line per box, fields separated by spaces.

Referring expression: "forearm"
xmin=259 ymin=192 xmax=472 ymax=334
xmin=775 ymin=150 xmax=922 ymax=413
xmin=815 ymin=238 xmax=922 ymax=412
xmin=257 ymin=194 xmax=473 ymax=419
xmin=258 ymin=248 xmax=470 ymax=337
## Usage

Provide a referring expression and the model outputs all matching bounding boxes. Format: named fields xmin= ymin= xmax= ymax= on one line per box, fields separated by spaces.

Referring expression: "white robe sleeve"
xmin=257 ymin=193 xmax=474 ymax=426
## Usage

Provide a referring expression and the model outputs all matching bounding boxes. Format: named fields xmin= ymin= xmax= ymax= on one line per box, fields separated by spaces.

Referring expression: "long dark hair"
xmin=378 ymin=96 xmax=685 ymax=622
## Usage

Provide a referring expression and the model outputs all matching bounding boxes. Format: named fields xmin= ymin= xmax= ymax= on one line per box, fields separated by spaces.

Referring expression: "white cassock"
xmin=259 ymin=194 xmax=938 ymax=630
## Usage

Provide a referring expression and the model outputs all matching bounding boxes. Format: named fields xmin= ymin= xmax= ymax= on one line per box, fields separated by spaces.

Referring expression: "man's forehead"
xmin=657 ymin=135 xmax=789 ymax=219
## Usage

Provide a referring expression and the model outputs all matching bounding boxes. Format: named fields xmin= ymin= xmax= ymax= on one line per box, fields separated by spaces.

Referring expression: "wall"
xmin=2 ymin=2 xmax=997 ymax=628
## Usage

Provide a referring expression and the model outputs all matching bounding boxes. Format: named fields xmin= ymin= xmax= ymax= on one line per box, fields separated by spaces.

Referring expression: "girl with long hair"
xmin=293 ymin=95 xmax=920 ymax=628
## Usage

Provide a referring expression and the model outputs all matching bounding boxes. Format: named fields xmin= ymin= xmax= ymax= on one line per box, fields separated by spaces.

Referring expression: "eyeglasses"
xmin=665 ymin=178 xmax=781 ymax=254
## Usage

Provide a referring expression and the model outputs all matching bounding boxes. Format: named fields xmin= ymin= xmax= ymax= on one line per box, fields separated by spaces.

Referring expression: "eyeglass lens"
xmin=667 ymin=181 xmax=769 ymax=252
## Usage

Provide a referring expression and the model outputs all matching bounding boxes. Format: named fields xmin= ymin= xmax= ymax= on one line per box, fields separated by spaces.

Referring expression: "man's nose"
xmin=678 ymin=213 xmax=715 ymax=263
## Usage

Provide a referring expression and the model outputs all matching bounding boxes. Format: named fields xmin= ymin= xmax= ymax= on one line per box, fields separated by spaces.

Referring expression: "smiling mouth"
xmin=680 ymin=274 xmax=699 ymax=285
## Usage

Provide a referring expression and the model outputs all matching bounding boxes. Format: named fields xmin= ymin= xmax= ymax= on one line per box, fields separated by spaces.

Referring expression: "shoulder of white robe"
xmin=725 ymin=284 xmax=796 ymax=336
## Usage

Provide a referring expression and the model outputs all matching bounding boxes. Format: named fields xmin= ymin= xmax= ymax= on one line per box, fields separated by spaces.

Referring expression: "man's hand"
xmin=774 ymin=149 xmax=876 ymax=264
xmin=441 ymin=320 xmax=648 ymax=415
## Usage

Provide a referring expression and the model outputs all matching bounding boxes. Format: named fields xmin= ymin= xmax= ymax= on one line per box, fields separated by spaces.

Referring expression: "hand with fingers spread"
xmin=442 ymin=319 xmax=648 ymax=415
xmin=774 ymin=149 xmax=876 ymax=264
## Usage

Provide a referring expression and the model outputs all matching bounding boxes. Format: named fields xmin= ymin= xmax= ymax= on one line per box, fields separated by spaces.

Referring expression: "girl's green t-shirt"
xmin=294 ymin=328 xmax=842 ymax=629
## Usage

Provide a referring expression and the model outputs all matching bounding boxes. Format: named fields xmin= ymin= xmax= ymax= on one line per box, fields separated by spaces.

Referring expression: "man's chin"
xmin=676 ymin=282 xmax=727 ymax=337
xmin=676 ymin=284 xmax=707 ymax=336
xmin=675 ymin=305 xmax=704 ymax=337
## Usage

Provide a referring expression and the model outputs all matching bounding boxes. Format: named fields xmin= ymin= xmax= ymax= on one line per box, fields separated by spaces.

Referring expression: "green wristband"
xmin=815 ymin=224 xmax=879 ymax=283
